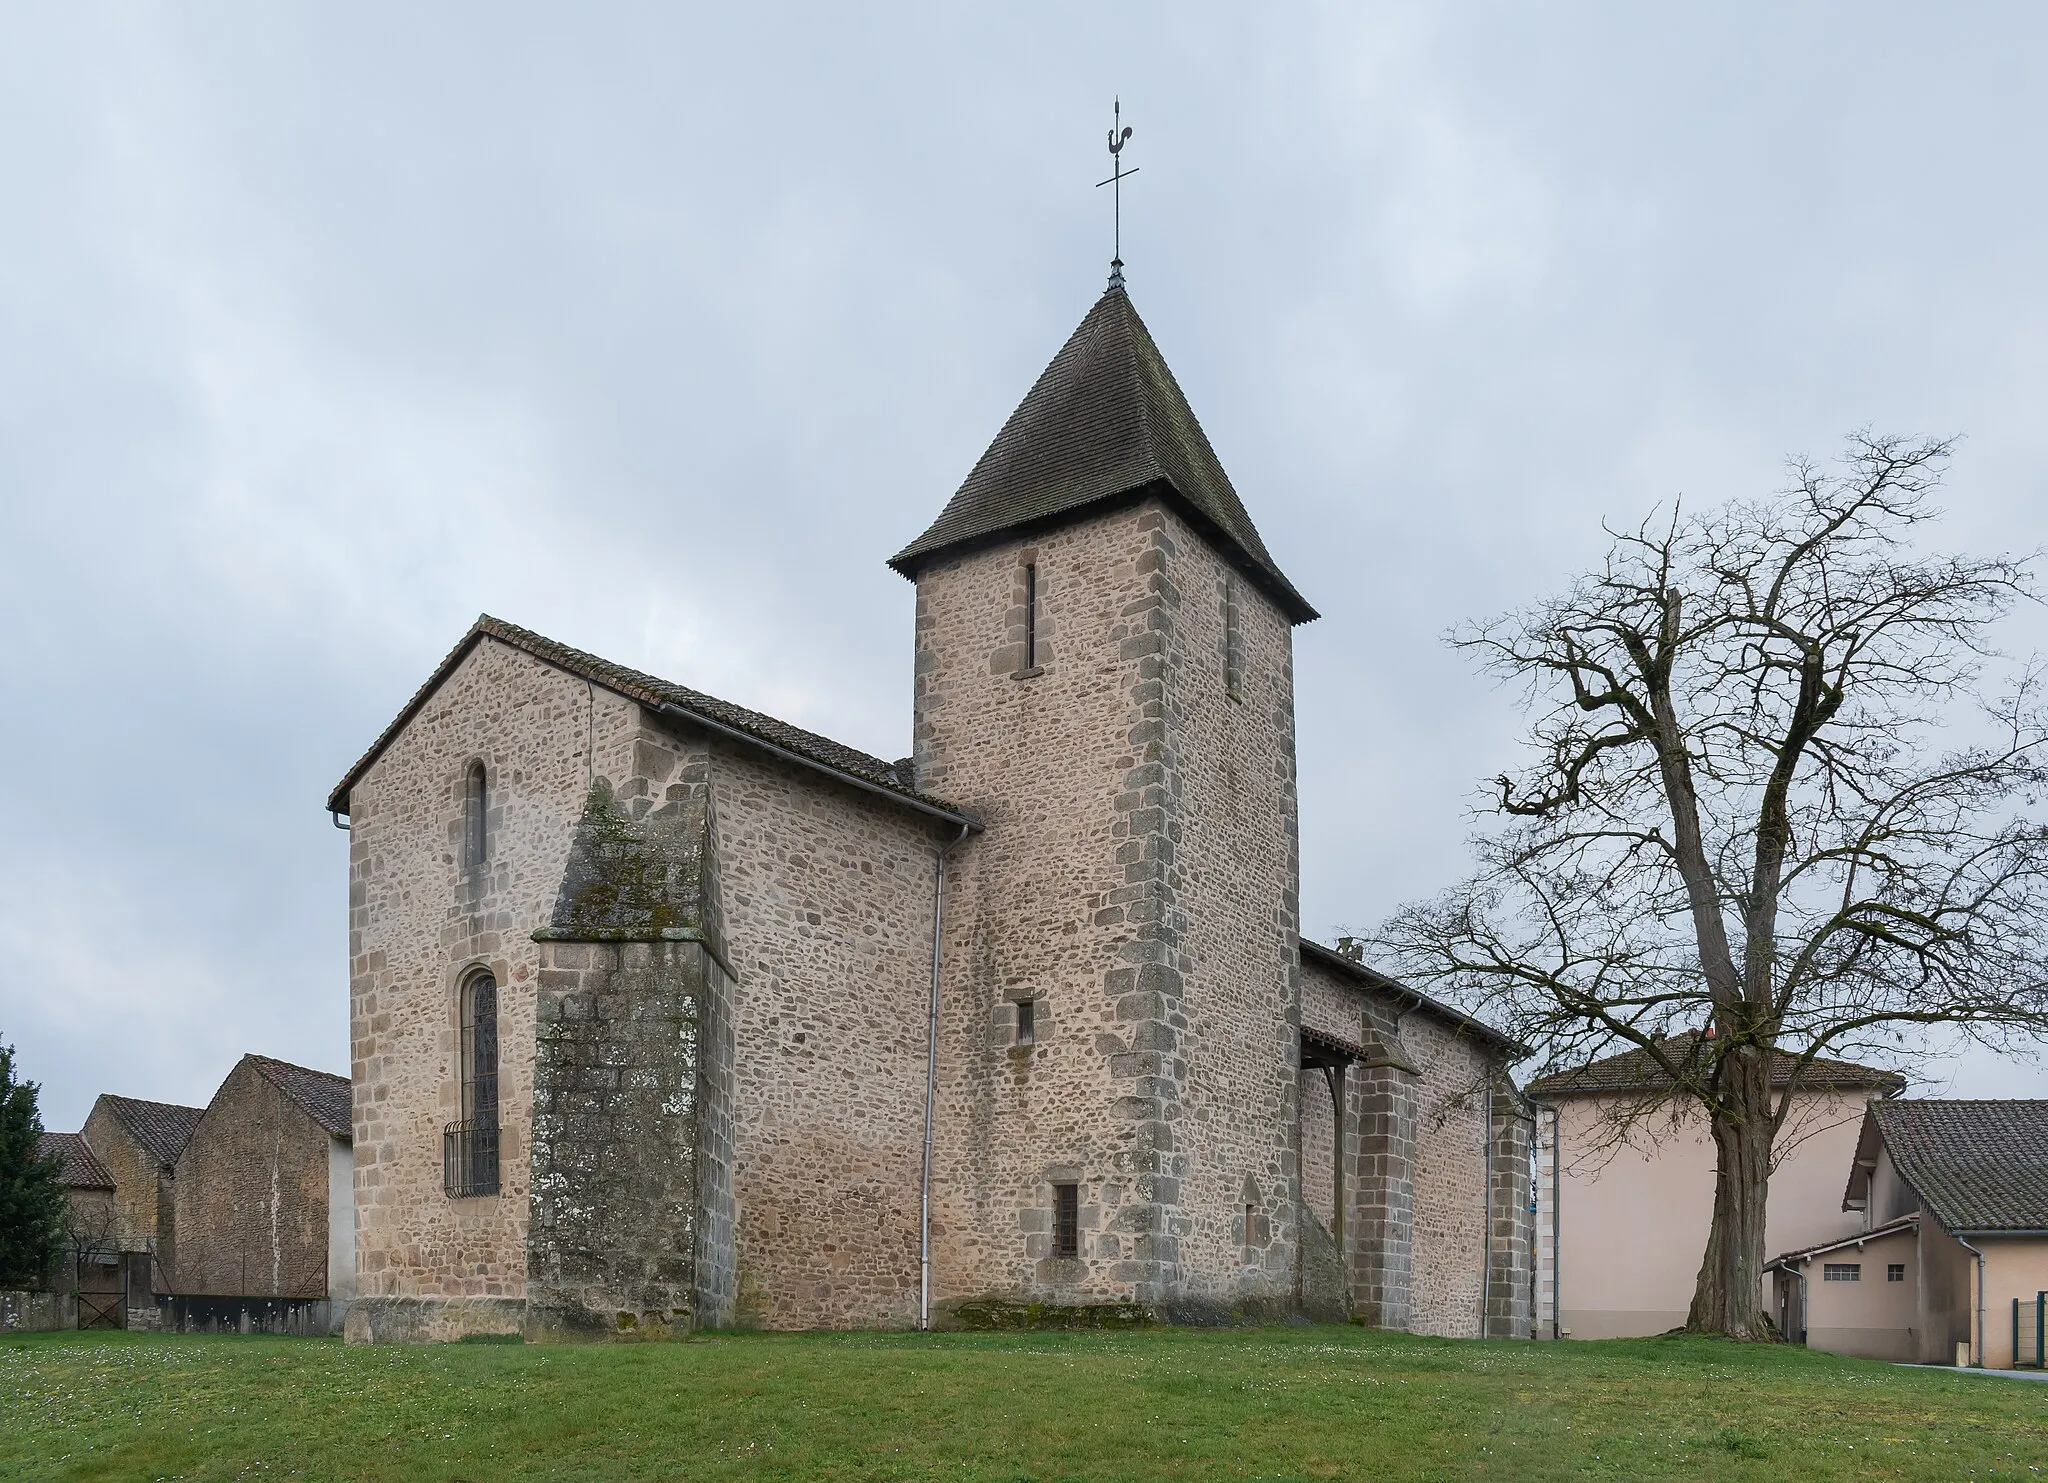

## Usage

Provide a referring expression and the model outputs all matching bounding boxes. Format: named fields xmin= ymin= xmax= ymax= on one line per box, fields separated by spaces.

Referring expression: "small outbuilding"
xmin=170 ymin=1054 xmax=354 ymax=1328
xmin=1770 ymin=1099 xmax=2048 ymax=1368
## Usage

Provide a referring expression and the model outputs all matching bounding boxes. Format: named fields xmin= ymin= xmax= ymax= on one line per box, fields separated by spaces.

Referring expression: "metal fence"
xmin=443 ymin=1117 xmax=500 ymax=1198
xmin=2015 ymin=1291 xmax=2045 ymax=1369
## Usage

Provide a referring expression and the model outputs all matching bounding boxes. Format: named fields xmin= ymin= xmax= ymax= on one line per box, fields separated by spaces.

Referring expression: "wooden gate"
xmin=75 ymin=1255 xmax=124 ymax=1330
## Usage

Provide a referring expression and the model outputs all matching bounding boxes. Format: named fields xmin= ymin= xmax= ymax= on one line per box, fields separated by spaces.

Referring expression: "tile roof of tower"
xmin=889 ymin=286 xmax=1317 ymax=624
xmin=1523 ymin=1032 xmax=1906 ymax=1098
xmin=1863 ymin=1099 xmax=2048 ymax=1233
xmin=94 ymin=1094 xmax=207 ymax=1170
xmin=325 ymin=615 xmax=972 ymax=826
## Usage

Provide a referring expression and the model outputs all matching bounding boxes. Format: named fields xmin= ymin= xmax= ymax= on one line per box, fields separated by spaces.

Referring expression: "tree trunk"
xmin=1686 ymin=1053 xmax=1777 ymax=1338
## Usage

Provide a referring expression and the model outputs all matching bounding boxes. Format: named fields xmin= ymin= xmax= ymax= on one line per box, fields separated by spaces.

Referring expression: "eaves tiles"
xmin=326 ymin=615 xmax=969 ymax=825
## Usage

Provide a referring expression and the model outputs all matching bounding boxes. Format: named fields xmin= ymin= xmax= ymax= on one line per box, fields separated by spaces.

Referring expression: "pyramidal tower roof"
xmin=889 ymin=285 xmax=1317 ymax=624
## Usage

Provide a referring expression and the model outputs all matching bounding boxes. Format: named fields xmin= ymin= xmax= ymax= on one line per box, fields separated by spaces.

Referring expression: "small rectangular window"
xmin=1024 ymin=563 xmax=1039 ymax=670
xmin=1244 ymin=1203 xmax=1257 ymax=1246
xmin=1052 ymin=1183 xmax=1079 ymax=1259
xmin=1823 ymin=1263 xmax=1861 ymax=1282
xmin=1015 ymin=998 xmax=1035 ymax=1046
xmin=1887 ymin=1263 xmax=1905 ymax=1283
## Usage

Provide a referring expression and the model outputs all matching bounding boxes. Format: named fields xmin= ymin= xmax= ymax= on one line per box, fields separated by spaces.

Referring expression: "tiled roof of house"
xmin=1298 ymin=940 xmax=1530 ymax=1058
xmin=246 ymin=1056 xmax=354 ymax=1139
xmin=888 ymin=286 xmax=1317 ymax=625
xmin=1870 ymin=1099 xmax=2048 ymax=1233
xmin=96 ymin=1094 xmax=207 ymax=1169
xmin=326 ymin=616 xmax=970 ymax=825
xmin=38 ymin=1131 xmax=114 ymax=1190
xmin=1524 ymin=1032 xmax=1906 ymax=1098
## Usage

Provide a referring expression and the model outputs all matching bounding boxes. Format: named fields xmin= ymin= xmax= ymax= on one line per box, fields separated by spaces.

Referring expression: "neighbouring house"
xmin=329 ymin=277 xmax=1538 ymax=1342
xmin=170 ymin=1054 xmax=355 ymax=1329
xmin=79 ymin=1093 xmax=205 ymax=1282
xmin=1770 ymin=1100 xmax=2048 ymax=1368
xmin=35 ymin=1130 xmax=138 ymax=1329
xmin=1526 ymin=1034 xmax=1903 ymax=1339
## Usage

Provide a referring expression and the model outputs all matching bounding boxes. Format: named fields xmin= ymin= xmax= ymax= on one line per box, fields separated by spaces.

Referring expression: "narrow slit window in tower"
xmin=1024 ymin=562 xmax=1039 ymax=670
xmin=1052 ymin=1182 xmax=1079 ymax=1259
xmin=1016 ymin=998 xmax=1036 ymax=1046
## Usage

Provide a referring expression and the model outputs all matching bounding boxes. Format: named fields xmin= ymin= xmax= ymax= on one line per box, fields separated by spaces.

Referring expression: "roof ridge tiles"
xmin=326 ymin=615 xmax=967 ymax=822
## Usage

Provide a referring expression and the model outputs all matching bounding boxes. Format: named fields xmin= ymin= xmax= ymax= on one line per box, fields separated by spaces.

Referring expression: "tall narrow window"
xmin=1015 ymin=998 xmax=1036 ymax=1047
xmin=463 ymin=761 xmax=488 ymax=871
xmin=1024 ymin=563 xmax=1039 ymax=670
xmin=1052 ymin=1182 xmax=1079 ymax=1259
xmin=1245 ymin=1203 xmax=1257 ymax=1247
xmin=446 ymin=971 xmax=501 ymax=1197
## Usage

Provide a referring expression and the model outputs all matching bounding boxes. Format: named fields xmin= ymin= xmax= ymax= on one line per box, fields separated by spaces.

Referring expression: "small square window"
xmin=1016 ymin=998 xmax=1035 ymax=1047
xmin=1052 ymin=1183 xmax=1079 ymax=1259
xmin=1887 ymin=1263 xmax=1906 ymax=1283
xmin=1823 ymin=1263 xmax=1861 ymax=1282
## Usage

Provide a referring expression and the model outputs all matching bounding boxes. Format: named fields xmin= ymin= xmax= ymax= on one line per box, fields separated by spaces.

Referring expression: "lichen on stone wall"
xmin=538 ymin=778 xmax=712 ymax=943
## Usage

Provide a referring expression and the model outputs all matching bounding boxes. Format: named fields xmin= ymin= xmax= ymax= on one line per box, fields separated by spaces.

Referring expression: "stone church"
xmin=330 ymin=279 xmax=1535 ymax=1342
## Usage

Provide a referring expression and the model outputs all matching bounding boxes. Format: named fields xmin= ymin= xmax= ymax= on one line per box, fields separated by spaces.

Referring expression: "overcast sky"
xmin=6 ymin=4 xmax=2047 ymax=1129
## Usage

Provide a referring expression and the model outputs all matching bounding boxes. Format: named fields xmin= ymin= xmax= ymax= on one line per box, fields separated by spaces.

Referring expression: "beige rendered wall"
xmin=1547 ymin=1089 xmax=1875 ymax=1338
xmin=345 ymin=637 xmax=642 ymax=1340
xmin=1972 ymin=1236 xmax=2048 ymax=1369
xmin=1795 ymin=1225 xmax=1918 ymax=1360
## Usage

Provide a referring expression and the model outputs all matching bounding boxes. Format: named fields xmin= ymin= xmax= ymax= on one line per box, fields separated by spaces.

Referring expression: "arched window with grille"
xmin=444 ymin=969 xmax=500 ymax=1197
xmin=463 ymin=761 xmax=488 ymax=872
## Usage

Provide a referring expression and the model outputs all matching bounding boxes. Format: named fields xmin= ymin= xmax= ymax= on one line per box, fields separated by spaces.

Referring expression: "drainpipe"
xmin=1547 ymin=1102 xmax=1562 ymax=1340
xmin=1955 ymin=1235 xmax=1987 ymax=1367
xmin=1479 ymin=1086 xmax=1492 ymax=1337
xmin=919 ymin=820 xmax=971 ymax=1331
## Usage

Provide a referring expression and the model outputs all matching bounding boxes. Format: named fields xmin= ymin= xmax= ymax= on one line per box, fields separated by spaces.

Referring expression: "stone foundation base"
xmin=344 ymin=1297 xmax=527 ymax=1344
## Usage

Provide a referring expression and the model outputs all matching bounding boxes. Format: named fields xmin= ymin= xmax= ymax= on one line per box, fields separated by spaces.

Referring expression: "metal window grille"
xmin=443 ymin=1118 xmax=500 ymax=1199
xmin=1052 ymin=1183 xmax=1079 ymax=1259
xmin=1016 ymin=998 xmax=1035 ymax=1046
xmin=1823 ymin=1263 xmax=1861 ymax=1282
xmin=1887 ymin=1263 xmax=1906 ymax=1283
xmin=2016 ymin=1291 xmax=2046 ymax=1369
xmin=448 ymin=971 xmax=500 ymax=1197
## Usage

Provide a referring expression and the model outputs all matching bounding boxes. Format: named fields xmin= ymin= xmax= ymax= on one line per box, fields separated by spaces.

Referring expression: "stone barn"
xmin=170 ymin=1054 xmax=355 ymax=1316
xmin=331 ymin=280 xmax=1535 ymax=1341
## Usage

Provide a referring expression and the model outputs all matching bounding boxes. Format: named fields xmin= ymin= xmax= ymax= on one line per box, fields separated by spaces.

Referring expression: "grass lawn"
xmin=3 ymin=1326 xmax=2045 ymax=1482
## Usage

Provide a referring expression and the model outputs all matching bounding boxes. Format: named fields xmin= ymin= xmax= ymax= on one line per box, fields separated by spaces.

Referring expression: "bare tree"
xmin=1375 ymin=434 xmax=2048 ymax=1338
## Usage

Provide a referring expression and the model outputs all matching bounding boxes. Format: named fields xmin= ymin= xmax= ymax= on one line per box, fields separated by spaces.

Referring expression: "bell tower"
xmin=889 ymin=281 xmax=1318 ymax=1317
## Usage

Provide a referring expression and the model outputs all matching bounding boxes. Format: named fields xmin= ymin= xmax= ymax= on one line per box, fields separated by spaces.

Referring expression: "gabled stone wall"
xmin=345 ymin=638 xmax=644 ymax=1341
xmin=170 ymin=1062 xmax=332 ymax=1299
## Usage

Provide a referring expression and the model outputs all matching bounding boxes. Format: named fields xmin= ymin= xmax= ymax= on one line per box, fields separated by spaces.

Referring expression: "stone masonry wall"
xmin=171 ymin=1062 xmax=331 ymax=1298
xmin=526 ymin=938 xmax=722 ymax=1339
xmin=913 ymin=498 xmax=1301 ymax=1317
xmin=705 ymin=730 xmax=948 ymax=1330
xmin=1406 ymin=1015 xmax=1493 ymax=1339
xmin=345 ymin=638 xmax=643 ymax=1341
xmin=80 ymin=1104 xmax=170 ymax=1263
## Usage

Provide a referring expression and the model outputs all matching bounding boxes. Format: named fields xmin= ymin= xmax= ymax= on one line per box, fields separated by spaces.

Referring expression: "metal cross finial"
xmin=1095 ymin=98 xmax=1138 ymax=288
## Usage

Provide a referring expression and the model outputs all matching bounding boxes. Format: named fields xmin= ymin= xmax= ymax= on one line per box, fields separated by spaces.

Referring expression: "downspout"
xmin=1547 ymin=1102 xmax=1562 ymax=1340
xmin=1479 ymin=1085 xmax=1492 ymax=1337
xmin=1955 ymin=1235 xmax=1987 ymax=1366
xmin=919 ymin=819 xmax=971 ymax=1331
